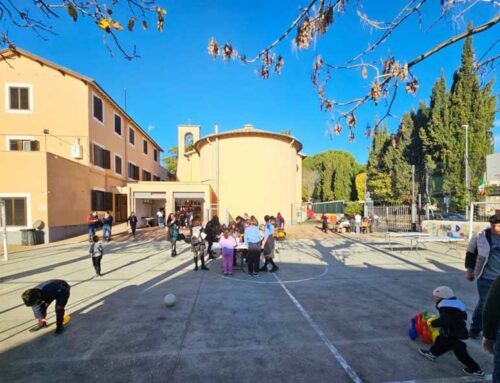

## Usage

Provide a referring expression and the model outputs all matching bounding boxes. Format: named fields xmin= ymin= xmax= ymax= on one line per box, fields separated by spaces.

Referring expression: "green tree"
xmin=355 ymin=172 xmax=366 ymax=201
xmin=367 ymin=125 xmax=391 ymax=203
xmin=303 ymin=150 xmax=361 ymax=202
xmin=161 ymin=146 xmax=178 ymax=176
xmin=447 ymin=33 xmax=496 ymax=210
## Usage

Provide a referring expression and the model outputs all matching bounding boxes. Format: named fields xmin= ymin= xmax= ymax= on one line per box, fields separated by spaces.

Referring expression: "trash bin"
xmin=20 ymin=229 xmax=37 ymax=246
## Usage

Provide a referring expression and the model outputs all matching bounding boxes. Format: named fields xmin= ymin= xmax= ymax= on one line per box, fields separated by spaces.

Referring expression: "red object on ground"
xmin=416 ymin=313 xmax=423 ymax=336
xmin=422 ymin=322 xmax=432 ymax=344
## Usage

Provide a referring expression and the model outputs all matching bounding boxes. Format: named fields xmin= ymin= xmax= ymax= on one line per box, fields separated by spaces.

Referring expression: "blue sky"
xmin=7 ymin=0 xmax=500 ymax=163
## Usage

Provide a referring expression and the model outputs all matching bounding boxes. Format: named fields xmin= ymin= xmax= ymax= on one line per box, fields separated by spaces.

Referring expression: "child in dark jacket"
xmin=419 ymin=286 xmax=484 ymax=377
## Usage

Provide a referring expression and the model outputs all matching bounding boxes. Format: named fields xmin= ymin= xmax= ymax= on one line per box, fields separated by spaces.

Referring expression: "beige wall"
xmin=198 ymin=135 xmax=301 ymax=224
xmin=46 ymin=153 xmax=91 ymax=227
xmin=0 ymin=55 xmax=90 ymax=165
xmin=0 ymin=151 xmax=48 ymax=232
xmin=88 ymin=87 xmax=162 ymax=182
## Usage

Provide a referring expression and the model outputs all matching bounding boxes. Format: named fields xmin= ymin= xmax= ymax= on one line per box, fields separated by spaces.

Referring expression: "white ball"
xmin=164 ymin=293 xmax=176 ymax=307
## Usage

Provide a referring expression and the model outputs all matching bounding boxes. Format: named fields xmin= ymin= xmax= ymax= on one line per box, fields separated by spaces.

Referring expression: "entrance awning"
xmin=173 ymin=192 xmax=205 ymax=200
xmin=133 ymin=192 xmax=166 ymax=200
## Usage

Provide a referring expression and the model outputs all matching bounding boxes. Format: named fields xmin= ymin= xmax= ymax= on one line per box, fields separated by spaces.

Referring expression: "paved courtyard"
xmin=0 ymin=227 xmax=494 ymax=382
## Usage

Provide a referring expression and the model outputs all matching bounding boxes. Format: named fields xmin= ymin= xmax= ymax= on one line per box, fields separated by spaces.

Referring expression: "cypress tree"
xmin=448 ymin=32 xmax=495 ymax=209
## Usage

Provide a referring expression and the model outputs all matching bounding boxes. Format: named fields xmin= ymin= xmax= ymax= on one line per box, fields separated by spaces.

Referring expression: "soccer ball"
xmin=164 ymin=293 xmax=176 ymax=307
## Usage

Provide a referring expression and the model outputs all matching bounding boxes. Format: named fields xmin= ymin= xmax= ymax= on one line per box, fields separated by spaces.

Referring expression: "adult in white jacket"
xmin=465 ymin=213 xmax=500 ymax=339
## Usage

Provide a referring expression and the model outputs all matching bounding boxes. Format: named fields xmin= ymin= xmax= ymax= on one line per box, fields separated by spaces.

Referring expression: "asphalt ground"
xmin=0 ymin=228 xmax=494 ymax=383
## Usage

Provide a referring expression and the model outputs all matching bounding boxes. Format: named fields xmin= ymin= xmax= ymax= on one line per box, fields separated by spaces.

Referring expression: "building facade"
xmin=0 ymin=49 xmax=304 ymax=244
xmin=0 ymin=48 xmax=165 ymax=243
xmin=175 ymin=124 xmax=304 ymax=224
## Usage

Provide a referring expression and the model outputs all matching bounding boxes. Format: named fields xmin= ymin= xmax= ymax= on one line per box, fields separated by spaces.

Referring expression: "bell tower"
xmin=176 ymin=125 xmax=201 ymax=181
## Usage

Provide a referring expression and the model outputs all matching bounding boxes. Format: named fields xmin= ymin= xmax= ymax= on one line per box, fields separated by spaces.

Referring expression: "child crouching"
xmin=419 ymin=286 xmax=483 ymax=377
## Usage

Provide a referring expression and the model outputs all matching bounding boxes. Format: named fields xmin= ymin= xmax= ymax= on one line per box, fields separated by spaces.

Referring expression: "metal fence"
xmin=368 ymin=205 xmax=413 ymax=232
xmin=311 ymin=200 xmax=345 ymax=214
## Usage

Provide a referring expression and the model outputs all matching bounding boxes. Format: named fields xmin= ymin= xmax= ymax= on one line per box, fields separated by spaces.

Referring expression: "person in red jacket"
xmin=86 ymin=211 xmax=99 ymax=242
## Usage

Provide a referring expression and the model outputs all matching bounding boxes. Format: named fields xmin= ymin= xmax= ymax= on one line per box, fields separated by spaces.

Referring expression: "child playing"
xmin=419 ymin=286 xmax=484 ymax=377
xmin=261 ymin=215 xmax=279 ymax=272
xmin=22 ymin=279 xmax=71 ymax=335
xmin=90 ymin=235 xmax=104 ymax=277
xmin=191 ymin=216 xmax=208 ymax=271
xmin=219 ymin=228 xmax=237 ymax=275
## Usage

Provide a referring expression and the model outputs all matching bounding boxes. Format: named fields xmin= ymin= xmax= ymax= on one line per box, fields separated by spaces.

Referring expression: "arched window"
xmin=184 ymin=133 xmax=194 ymax=152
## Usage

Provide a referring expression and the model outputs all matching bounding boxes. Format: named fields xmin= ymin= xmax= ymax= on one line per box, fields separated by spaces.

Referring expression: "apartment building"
xmin=0 ymin=48 xmax=165 ymax=243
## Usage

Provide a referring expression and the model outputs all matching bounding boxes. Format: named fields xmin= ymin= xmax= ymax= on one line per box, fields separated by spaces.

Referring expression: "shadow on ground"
xmin=0 ymin=236 xmax=493 ymax=383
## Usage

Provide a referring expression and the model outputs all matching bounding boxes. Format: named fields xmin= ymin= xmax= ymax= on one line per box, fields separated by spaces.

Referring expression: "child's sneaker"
xmin=463 ymin=367 xmax=484 ymax=377
xmin=418 ymin=349 xmax=437 ymax=361
xmin=29 ymin=321 xmax=47 ymax=333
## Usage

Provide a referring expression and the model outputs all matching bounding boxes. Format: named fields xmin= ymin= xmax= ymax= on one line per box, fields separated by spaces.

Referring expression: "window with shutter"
xmin=114 ymin=114 xmax=122 ymax=136
xmin=93 ymin=144 xmax=111 ymax=169
xmin=129 ymin=127 xmax=135 ymax=146
xmin=142 ymin=170 xmax=151 ymax=181
xmin=0 ymin=198 xmax=27 ymax=226
xmin=8 ymin=139 xmax=40 ymax=151
xmin=143 ymin=140 xmax=148 ymax=155
xmin=93 ymin=95 xmax=104 ymax=122
xmin=154 ymin=149 xmax=158 ymax=162
xmin=115 ymin=155 xmax=122 ymax=175
xmin=8 ymin=86 xmax=31 ymax=111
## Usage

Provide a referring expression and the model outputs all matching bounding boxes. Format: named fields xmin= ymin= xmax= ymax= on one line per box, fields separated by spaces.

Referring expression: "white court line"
xmin=273 ymin=272 xmax=363 ymax=383
xmin=222 ymin=266 xmax=329 ymax=284
xmin=384 ymin=374 xmax=492 ymax=383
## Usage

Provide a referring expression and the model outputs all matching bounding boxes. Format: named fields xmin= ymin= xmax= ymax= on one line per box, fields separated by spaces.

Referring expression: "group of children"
xmin=189 ymin=214 xmax=279 ymax=276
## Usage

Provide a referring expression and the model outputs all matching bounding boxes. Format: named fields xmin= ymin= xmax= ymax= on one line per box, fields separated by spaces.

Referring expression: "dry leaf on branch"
xmin=142 ymin=20 xmax=148 ymax=30
xmin=67 ymin=5 xmax=77 ymax=21
xmin=361 ymin=65 xmax=367 ymax=79
xmin=275 ymin=55 xmax=284 ymax=74
xmin=334 ymin=123 xmax=342 ymax=135
xmin=370 ymin=81 xmax=382 ymax=105
xmin=296 ymin=17 xmax=312 ymax=49
xmin=127 ymin=17 xmax=135 ymax=32
xmin=347 ymin=113 xmax=356 ymax=128
xmin=208 ymin=38 xmax=219 ymax=59
xmin=405 ymin=78 xmax=419 ymax=94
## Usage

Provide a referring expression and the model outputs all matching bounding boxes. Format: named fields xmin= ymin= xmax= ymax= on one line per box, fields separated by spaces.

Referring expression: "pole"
xmin=411 ymin=165 xmax=416 ymax=231
xmin=1 ymin=201 xmax=8 ymax=261
xmin=463 ymin=125 xmax=470 ymax=219
xmin=425 ymin=171 xmax=430 ymax=220
xmin=468 ymin=202 xmax=474 ymax=240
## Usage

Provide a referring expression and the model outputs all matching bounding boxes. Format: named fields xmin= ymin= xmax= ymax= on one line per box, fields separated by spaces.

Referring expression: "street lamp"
xmin=462 ymin=124 xmax=470 ymax=219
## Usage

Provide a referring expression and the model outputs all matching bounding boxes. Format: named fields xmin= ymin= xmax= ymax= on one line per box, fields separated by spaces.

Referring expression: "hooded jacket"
xmin=429 ymin=298 xmax=469 ymax=340
xmin=465 ymin=228 xmax=493 ymax=280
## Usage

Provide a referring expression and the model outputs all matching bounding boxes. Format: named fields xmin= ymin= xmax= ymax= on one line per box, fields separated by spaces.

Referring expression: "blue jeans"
xmin=88 ymin=225 xmax=95 ymax=241
xmin=471 ymin=277 xmax=495 ymax=332
xmin=494 ymin=328 xmax=500 ymax=383
xmin=102 ymin=224 xmax=112 ymax=241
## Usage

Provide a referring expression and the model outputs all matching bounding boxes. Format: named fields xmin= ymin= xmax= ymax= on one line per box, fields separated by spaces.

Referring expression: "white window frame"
xmin=114 ymin=153 xmax=123 ymax=177
xmin=153 ymin=148 xmax=158 ymax=162
xmin=0 ymin=192 xmax=31 ymax=231
xmin=113 ymin=112 xmax=123 ymax=138
xmin=91 ymin=140 xmax=107 ymax=171
xmin=5 ymin=135 xmax=35 ymax=151
xmin=128 ymin=160 xmax=138 ymax=181
xmin=143 ymin=139 xmax=148 ymax=156
xmin=92 ymin=92 xmax=105 ymax=125
xmin=128 ymin=126 xmax=136 ymax=147
xmin=5 ymin=83 xmax=34 ymax=114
